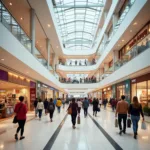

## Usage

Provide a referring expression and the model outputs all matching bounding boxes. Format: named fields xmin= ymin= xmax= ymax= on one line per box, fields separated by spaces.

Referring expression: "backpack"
xmin=48 ymin=103 xmax=54 ymax=111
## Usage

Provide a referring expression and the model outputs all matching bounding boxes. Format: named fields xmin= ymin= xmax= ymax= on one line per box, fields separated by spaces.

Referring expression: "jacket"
xmin=56 ymin=100 xmax=62 ymax=107
xmin=14 ymin=102 xmax=27 ymax=120
xmin=37 ymin=102 xmax=44 ymax=110
xmin=83 ymin=100 xmax=89 ymax=108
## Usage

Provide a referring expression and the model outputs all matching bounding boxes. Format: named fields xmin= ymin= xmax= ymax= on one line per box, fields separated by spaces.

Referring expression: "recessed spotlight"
xmin=9 ymin=2 xmax=12 ymax=6
xmin=56 ymin=46 xmax=59 ymax=48
xmin=1 ymin=59 xmax=4 ymax=61
xmin=40 ymin=46 xmax=42 ymax=48
xmin=26 ymin=72 xmax=29 ymax=74
xmin=47 ymin=24 xmax=51 ymax=28
xmin=133 ymin=22 xmax=137 ymax=26
xmin=36 ymin=41 xmax=39 ymax=44
xmin=20 ymin=17 xmax=23 ymax=20
xmin=130 ymin=30 xmax=132 ymax=32
xmin=122 ymin=39 xmax=125 ymax=42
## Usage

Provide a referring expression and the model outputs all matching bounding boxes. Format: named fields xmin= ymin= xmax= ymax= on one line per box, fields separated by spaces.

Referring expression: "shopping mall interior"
xmin=0 ymin=0 xmax=150 ymax=149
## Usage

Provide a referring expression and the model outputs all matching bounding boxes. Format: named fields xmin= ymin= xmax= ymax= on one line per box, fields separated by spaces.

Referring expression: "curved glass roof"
xmin=52 ymin=0 xmax=104 ymax=50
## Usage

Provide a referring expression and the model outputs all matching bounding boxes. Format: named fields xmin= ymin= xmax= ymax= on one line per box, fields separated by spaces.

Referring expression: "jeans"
xmin=38 ymin=109 xmax=43 ymax=118
xmin=49 ymin=110 xmax=54 ymax=119
xmin=112 ymin=106 xmax=115 ymax=112
xmin=35 ymin=108 xmax=38 ymax=116
xmin=57 ymin=107 xmax=61 ymax=113
xmin=16 ymin=120 xmax=26 ymax=136
xmin=84 ymin=108 xmax=88 ymax=117
xmin=104 ymin=104 xmax=106 ymax=109
xmin=71 ymin=113 xmax=77 ymax=126
xmin=118 ymin=114 xmax=127 ymax=131
xmin=131 ymin=115 xmax=140 ymax=133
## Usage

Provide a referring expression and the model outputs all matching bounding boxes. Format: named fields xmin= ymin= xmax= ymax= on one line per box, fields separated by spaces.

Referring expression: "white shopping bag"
xmin=141 ymin=121 xmax=147 ymax=130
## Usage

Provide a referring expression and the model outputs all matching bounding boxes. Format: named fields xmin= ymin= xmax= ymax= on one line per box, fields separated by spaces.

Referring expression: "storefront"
xmin=102 ymin=86 xmax=112 ymax=100
xmin=0 ymin=69 xmax=36 ymax=118
xmin=131 ymin=73 xmax=150 ymax=107
xmin=37 ymin=81 xmax=58 ymax=100
xmin=116 ymin=79 xmax=131 ymax=103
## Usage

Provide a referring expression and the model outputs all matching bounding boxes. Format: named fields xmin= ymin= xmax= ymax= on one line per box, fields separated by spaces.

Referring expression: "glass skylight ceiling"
xmin=52 ymin=0 xmax=104 ymax=50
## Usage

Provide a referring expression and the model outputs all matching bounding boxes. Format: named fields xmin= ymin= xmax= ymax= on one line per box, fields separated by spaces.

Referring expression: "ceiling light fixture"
xmin=47 ymin=24 xmax=51 ymax=28
xmin=9 ymin=2 xmax=12 ymax=6
xmin=1 ymin=59 xmax=4 ymax=61
xmin=20 ymin=17 xmax=23 ymax=20
xmin=122 ymin=39 xmax=125 ymax=42
xmin=130 ymin=30 xmax=132 ymax=32
xmin=56 ymin=46 xmax=59 ymax=48
xmin=36 ymin=41 xmax=39 ymax=44
xmin=40 ymin=46 xmax=42 ymax=48
xmin=133 ymin=22 xmax=137 ymax=26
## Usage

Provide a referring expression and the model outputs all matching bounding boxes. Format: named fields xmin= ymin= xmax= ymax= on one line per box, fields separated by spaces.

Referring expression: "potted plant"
xmin=143 ymin=106 xmax=150 ymax=116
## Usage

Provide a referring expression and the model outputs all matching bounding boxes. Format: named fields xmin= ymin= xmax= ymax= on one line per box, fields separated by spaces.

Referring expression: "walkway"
xmin=0 ymin=106 xmax=149 ymax=150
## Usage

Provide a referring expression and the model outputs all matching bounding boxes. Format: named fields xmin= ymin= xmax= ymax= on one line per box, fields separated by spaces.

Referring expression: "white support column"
xmin=112 ymin=13 xmax=119 ymax=34
xmin=30 ymin=8 xmax=35 ymax=55
xmin=99 ymin=68 xmax=104 ymax=80
xmin=104 ymin=33 xmax=108 ymax=45
xmin=104 ymin=11 xmax=108 ymax=21
xmin=47 ymin=38 xmax=50 ymax=69
xmin=104 ymin=63 xmax=109 ymax=72
xmin=113 ymin=50 xmax=119 ymax=71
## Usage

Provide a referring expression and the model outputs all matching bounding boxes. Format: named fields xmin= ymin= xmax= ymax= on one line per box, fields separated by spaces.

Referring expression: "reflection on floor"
xmin=0 ymin=105 xmax=149 ymax=150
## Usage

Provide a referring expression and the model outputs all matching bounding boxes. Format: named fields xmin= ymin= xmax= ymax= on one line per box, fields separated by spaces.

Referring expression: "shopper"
xmin=128 ymin=96 xmax=144 ymax=139
xmin=68 ymin=98 xmax=78 ymax=129
xmin=62 ymin=99 xmax=65 ymax=108
xmin=34 ymin=98 xmax=38 ymax=117
xmin=14 ymin=96 xmax=27 ymax=140
xmin=48 ymin=98 xmax=55 ymax=122
xmin=111 ymin=98 xmax=116 ymax=112
xmin=83 ymin=97 xmax=89 ymax=117
xmin=44 ymin=98 xmax=49 ymax=115
xmin=56 ymin=98 xmax=62 ymax=113
xmin=115 ymin=95 xmax=129 ymax=135
xmin=77 ymin=99 xmax=82 ymax=114
xmin=37 ymin=99 xmax=44 ymax=120
xmin=103 ymin=99 xmax=108 ymax=109
xmin=93 ymin=98 xmax=99 ymax=116
xmin=99 ymin=98 xmax=102 ymax=108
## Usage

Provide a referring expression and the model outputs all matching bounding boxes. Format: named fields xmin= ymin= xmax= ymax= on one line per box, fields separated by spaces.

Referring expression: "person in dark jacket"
xmin=128 ymin=96 xmax=144 ymax=139
xmin=44 ymin=98 xmax=49 ymax=115
xmin=14 ymin=96 xmax=27 ymax=140
xmin=68 ymin=98 xmax=78 ymax=129
xmin=48 ymin=98 xmax=55 ymax=122
xmin=93 ymin=98 xmax=99 ymax=116
xmin=34 ymin=98 xmax=38 ymax=117
xmin=83 ymin=97 xmax=89 ymax=118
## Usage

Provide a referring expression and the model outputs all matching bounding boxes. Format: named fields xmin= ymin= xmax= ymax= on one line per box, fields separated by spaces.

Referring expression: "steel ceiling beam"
xmin=54 ymin=4 xmax=104 ymax=8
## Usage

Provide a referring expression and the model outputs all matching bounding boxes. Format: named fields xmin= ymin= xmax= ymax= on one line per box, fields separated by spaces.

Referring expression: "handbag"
xmin=97 ymin=107 xmax=100 ymax=112
xmin=115 ymin=118 xmax=118 ymax=128
xmin=127 ymin=118 xmax=131 ymax=128
xmin=13 ymin=104 xmax=22 ymax=124
xmin=68 ymin=107 xmax=72 ymax=115
xmin=141 ymin=121 xmax=146 ymax=130
xmin=77 ymin=115 xmax=80 ymax=124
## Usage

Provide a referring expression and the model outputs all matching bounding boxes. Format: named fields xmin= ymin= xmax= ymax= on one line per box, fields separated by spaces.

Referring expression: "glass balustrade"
xmin=0 ymin=2 xmax=51 ymax=70
xmin=114 ymin=33 xmax=150 ymax=71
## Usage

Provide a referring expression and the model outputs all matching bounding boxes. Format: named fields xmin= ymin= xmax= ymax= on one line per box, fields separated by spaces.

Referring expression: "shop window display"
xmin=117 ymin=85 xmax=125 ymax=99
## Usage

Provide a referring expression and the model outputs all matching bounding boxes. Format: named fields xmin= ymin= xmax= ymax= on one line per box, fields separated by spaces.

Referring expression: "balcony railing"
xmin=114 ymin=33 xmax=150 ymax=71
xmin=0 ymin=1 xmax=52 ymax=70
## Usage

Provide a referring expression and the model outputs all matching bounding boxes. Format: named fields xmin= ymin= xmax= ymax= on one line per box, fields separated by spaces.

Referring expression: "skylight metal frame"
xmin=52 ymin=0 xmax=104 ymax=50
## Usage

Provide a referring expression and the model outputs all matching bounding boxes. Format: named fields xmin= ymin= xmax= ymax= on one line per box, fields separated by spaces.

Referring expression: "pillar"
xmin=47 ymin=38 xmax=50 ymax=69
xmin=104 ymin=63 xmax=109 ymax=72
xmin=104 ymin=11 xmax=108 ymax=21
xmin=113 ymin=50 xmax=119 ymax=71
xmin=104 ymin=33 xmax=108 ymax=45
xmin=112 ymin=13 xmax=119 ymax=34
xmin=30 ymin=8 xmax=35 ymax=55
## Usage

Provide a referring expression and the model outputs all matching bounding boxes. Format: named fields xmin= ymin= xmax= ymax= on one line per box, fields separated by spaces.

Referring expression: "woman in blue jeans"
xmin=128 ymin=96 xmax=144 ymax=139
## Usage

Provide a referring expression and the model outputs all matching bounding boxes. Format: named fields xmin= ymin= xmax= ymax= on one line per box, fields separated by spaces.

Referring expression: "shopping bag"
xmin=12 ymin=116 xmax=18 ymax=124
xmin=68 ymin=108 xmax=72 ymax=115
xmin=141 ymin=121 xmax=146 ymax=130
xmin=115 ymin=118 xmax=118 ymax=127
xmin=97 ymin=107 xmax=100 ymax=112
xmin=127 ymin=118 xmax=131 ymax=128
xmin=77 ymin=115 xmax=80 ymax=124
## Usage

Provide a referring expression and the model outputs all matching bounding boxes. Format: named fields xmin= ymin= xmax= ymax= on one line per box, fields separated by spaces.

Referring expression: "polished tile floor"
xmin=0 ymin=105 xmax=149 ymax=150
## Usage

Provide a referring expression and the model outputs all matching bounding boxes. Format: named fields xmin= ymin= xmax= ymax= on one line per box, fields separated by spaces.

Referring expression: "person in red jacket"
xmin=14 ymin=96 xmax=27 ymax=140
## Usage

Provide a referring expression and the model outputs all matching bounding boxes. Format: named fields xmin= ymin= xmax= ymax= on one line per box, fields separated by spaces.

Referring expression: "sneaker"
xmin=134 ymin=134 xmax=137 ymax=139
xmin=15 ymin=134 xmax=18 ymax=140
xmin=119 ymin=130 xmax=122 ymax=135
xmin=123 ymin=130 xmax=126 ymax=134
xmin=20 ymin=136 xmax=25 ymax=140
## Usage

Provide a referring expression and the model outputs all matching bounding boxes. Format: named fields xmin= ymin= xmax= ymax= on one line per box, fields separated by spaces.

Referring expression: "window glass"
xmin=132 ymin=83 xmax=137 ymax=100
xmin=148 ymin=80 xmax=150 ymax=101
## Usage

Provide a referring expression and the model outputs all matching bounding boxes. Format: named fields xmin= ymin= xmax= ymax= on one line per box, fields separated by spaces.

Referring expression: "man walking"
xmin=83 ymin=97 xmax=89 ymax=118
xmin=115 ymin=95 xmax=129 ymax=135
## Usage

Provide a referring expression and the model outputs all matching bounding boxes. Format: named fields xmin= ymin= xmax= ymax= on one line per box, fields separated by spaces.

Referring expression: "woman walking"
xmin=14 ymin=96 xmax=27 ymax=140
xmin=37 ymin=99 xmax=44 ymax=120
xmin=68 ymin=98 xmax=78 ymax=129
xmin=77 ymin=99 xmax=82 ymax=114
xmin=93 ymin=98 xmax=99 ymax=117
xmin=48 ymin=98 xmax=55 ymax=122
xmin=128 ymin=96 xmax=144 ymax=139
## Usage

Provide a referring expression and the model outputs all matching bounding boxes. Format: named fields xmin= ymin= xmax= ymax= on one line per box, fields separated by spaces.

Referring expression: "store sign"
xmin=8 ymin=73 xmax=30 ymax=86
xmin=132 ymin=79 xmax=136 ymax=83
xmin=30 ymin=88 xmax=36 ymax=101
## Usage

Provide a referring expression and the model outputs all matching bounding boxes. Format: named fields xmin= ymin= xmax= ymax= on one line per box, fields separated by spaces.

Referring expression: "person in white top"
xmin=36 ymin=99 xmax=44 ymax=120
xmin=77 ymin=99 xmax=82 ymax=114
xmin=99 ymin=98 xmax=102 ymax=108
